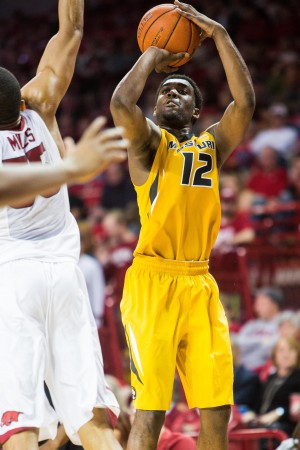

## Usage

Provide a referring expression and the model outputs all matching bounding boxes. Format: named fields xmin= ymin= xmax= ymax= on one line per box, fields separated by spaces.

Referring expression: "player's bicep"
xmin=37 ymin=30 xmax=82 ymax=84
xmin=212 ymin=101 xmax=253 ymax=167
xmin=21 ymin=30 xmax=82 ymax=117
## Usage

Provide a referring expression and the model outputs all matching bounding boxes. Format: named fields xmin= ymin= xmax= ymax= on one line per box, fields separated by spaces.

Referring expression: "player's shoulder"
xmin=21 ymin=108 xmax=40 ymax=122
xmin=198 ymin=129 xmax=215 ymax=141
xmin=22 ymin=108 xmax=48 ymax=130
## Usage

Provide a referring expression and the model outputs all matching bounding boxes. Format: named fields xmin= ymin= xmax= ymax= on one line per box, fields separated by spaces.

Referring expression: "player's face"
xmin=154 ymin=80 xmax=199 ymax=128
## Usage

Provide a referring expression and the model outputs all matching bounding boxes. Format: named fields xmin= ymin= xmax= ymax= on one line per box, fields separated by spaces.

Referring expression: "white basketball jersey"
xmin=0 ymin=109 xmax=80 ymax=265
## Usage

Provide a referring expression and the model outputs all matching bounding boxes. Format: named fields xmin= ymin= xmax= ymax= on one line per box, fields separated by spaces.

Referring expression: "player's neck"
xmin=0 ymin=115 xmax=22 ymax=131
xmin=163 ymin=126 xmax=194 ymax=142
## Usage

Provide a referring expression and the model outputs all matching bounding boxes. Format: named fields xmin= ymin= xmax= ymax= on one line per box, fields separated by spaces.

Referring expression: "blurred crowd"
xmin=1 ymin=0 xmax=300 ymax=447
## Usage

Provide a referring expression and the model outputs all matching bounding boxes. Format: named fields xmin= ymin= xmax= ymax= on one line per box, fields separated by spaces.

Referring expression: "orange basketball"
xmin=137 ymin=4 xmax=200 ymax=67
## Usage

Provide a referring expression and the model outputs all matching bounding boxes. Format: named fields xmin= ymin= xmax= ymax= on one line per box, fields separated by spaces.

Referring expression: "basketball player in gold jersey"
xmin=110 ymin=1 xmax=255 ymax=449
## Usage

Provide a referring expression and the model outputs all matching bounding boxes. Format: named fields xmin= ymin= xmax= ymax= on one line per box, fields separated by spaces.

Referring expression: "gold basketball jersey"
xmin=134 ymin=128 xmax=221 ymax=261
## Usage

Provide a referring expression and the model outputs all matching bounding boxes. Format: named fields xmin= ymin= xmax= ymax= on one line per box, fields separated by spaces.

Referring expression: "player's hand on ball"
xmin=64 ymin=117 xmax=128 ymax=183
xmin=146 ymin=46 xmax=189 ymax=73
xmin=174 ymin=0 xmax=222 ymax=42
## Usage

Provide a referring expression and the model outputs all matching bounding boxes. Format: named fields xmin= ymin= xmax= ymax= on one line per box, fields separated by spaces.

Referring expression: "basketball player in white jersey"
xmin=0 ymin=116 xmax=127 ymax=207
xmin=0 ymin=1 xmax=123 ymax=450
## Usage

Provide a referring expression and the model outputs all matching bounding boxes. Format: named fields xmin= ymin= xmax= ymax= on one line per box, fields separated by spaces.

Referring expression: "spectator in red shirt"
xmin=287 ymin=156 xmax=300 ymax=201
xmin=96 ymin=209 xmax=138 ymax=300
xmin=158 ymin=426 xmax=196 ymax=450
xmin=246 ymin=145 xmax=288 ymax=200
xmin=214 ymin=187 xmax=255 ymax=250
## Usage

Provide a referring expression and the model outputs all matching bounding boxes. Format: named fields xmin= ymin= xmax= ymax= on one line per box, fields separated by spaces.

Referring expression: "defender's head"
xmin=0 ymin=67 xmax=22 ymax=127
xmin=154 ymin=74 xmax=203 ymax=128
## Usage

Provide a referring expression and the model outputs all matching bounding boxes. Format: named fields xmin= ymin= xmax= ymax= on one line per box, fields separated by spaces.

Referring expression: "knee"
xmin=90 ymin=407 xmax=113 ymax=429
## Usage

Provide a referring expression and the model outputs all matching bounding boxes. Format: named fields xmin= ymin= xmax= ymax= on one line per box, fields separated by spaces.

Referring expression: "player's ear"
xmin=153 ymin=106 xmax=157 ymax=117
xmin=20 ymin=99 xmax=26 ymax=111
xmin=192 ymin=107 xmax=200 ymax=121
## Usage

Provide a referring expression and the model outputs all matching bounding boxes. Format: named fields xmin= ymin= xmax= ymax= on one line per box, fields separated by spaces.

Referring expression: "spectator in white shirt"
xmin=250 ymin=103 xmax=298 ymax=162
xmin=237 ymin=287 xmax=285 ymax=371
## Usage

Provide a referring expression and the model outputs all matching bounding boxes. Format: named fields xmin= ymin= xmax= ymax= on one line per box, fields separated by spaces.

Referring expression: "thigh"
xmin=3 ymin=428 xmax=39 ymax=450
xmin=46 ymin=263 xmax=119 ymax=445
xmin=0 ymin=261 xmax=57 ymax=443
xmin=177 ymin=273 xmax=233 ymax=409
xmin=121 ymin=265 xmax=183 ymax=411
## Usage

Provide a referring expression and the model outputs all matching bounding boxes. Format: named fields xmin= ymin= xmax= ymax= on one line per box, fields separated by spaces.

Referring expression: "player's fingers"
xmin=81 ymin=116 xmax=107 ymax=140
xmin=102 ymin=148 xmax=128 ymax=164
xmin=100 ymin=137 xmax=129 ymax=153
xmin=63 ymin=136 xmax=76 ymax=155
xmin=170 ymin=52 xmax=189 ymax=62
xmin=96 ymin=126 xmax=126 ymax=144
xmin=106 ymin=150 xmax=128 ymax=162
xmin=174 ymin=0 xmax=197 ymax=14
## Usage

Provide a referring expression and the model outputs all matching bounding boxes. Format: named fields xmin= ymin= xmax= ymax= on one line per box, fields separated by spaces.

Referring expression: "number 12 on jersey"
xmin=181 ymin=152 xmax=213 ymax=187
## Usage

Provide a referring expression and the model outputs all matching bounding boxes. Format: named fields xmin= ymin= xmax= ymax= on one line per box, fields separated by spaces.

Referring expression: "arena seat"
xmin=210 ymin=247 xmax=254 ymax=322
xmin=98 ymin=295 xmax=125 ymax=382
xmin=229 ymin=427 xmax=288 ymax=450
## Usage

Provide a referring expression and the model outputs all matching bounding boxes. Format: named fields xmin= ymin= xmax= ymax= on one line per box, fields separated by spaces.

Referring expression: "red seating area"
xmin=98 ymin=296 xmax=125 ymax=382
xmin=229 ymin=428 xmax=288 ymax=450
xmin=210 ymin=200 xmax=300 ymax=323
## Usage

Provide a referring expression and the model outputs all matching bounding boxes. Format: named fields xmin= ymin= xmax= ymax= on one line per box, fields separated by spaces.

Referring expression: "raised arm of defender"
xmin=175 ymin=0 xmax=255 ymax=166
xmin=21 ymin=0 xmax=84 ymax=155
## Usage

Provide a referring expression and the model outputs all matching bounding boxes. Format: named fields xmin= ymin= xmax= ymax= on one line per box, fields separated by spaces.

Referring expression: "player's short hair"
xmin=0 ymin=67 xmax=21 ymax=125
xmin=156 ymin=73 xmax=203 ymax=112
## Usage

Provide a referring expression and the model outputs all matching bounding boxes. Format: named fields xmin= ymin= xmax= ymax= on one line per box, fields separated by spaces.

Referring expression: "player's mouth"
xmin=165 ymin=100 xmax=179 ymax=107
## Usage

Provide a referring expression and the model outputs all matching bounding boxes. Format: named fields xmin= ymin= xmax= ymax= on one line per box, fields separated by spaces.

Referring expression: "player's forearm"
xmin=58 ymin=0 xmax=84 ymax=35
xmin=111 ymin=48 xmax=157 ymax=109
xmin=0 ymin=163 xmax=73 ymax=206
xmin=213 ymin=27 xmax=255 ymax=112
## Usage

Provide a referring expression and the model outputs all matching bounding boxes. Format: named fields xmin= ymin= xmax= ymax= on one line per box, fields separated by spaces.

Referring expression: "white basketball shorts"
xmin=0 ymin=259 xmax=119 ymax=445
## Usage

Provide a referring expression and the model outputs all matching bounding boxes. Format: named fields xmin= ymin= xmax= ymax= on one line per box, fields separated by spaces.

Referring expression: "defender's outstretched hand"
xmin=64 ymin=117 xmax=128 ymax=182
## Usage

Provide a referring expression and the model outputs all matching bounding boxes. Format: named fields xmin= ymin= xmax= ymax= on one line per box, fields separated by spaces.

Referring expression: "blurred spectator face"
xmin=278 ymin=311 xmax=300 ymax=339
xmin=273 ymin=337 xmax=300 ymax=372
xmin=268 ymin=103 xmax=288 ymax=128
xmin=254 ymin=294 xmax=280 ymax=320
xmin=219 ymin=174 xmax=241 ymax=197
xmin=105 ymin=163 xmax=125 ymax=186
xmin=279 ymin=320 xmax=299 ymax=339
xmin=102 ymin=211 xmax=125 ymax=239
xmin=257 ymin=146 xmax=279 ymax=171
xmin=221 ymin=188 xmax=238 ymax=219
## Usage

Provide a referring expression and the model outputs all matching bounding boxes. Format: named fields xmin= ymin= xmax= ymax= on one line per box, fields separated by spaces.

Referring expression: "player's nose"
xmin=167 ymin=89 xmax=178 ymax=97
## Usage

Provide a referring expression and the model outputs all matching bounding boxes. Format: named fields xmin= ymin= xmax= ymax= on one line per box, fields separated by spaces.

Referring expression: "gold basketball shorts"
xmin=121 ymin=254 xmax=233 ymax=411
